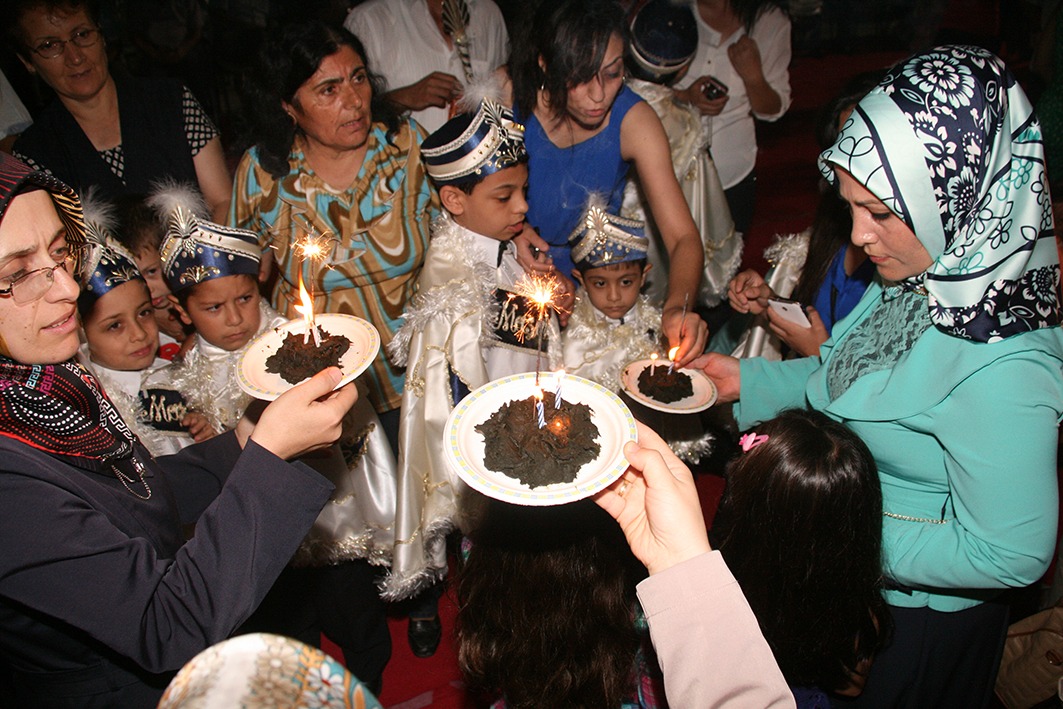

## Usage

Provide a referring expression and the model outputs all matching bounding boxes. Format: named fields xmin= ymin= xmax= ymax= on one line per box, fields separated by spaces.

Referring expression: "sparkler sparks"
xmin=512 ymin=273 xmax=564 ymax=385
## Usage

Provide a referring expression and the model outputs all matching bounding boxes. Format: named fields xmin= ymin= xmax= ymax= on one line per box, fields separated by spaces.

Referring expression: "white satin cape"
xmin=386 ymin=215 xmax=561 ymax=600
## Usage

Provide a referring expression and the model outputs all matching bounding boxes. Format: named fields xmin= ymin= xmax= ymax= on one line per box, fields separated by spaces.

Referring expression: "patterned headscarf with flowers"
xmin=819 ymin=45 xmax=1060 ymax=342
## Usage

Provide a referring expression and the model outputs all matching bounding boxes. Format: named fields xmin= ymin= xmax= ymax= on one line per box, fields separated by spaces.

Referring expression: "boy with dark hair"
xmin=156 ymin=197 xmax=397 ymax=688
xmin=112 ymin=192 xmax=190 ymax=355
xmin=386 ymin=94 xmax=563 ymax=609
xmin=562 ymin=202 xmax=659 ymax=392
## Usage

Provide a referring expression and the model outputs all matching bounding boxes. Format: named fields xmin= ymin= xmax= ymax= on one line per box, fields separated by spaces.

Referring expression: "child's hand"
xmin=182 ymin=411 xmax=217 ymax=442
xmin=553 ymin=273 xmax=576 ymax=327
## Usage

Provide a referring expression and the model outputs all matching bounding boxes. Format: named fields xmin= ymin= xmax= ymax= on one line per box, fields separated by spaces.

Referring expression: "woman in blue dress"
xmin=505 ymin=0 xmax=708 ymax=364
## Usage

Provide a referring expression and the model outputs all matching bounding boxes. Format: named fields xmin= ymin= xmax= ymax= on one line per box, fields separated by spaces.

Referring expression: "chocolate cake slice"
xmin=475 ymin=391 xmax=601 ymax=488
xmin=265 ymin=326 xmax=351 ymax=384
xmin=637 ymin=365 xmax=694 ymax=404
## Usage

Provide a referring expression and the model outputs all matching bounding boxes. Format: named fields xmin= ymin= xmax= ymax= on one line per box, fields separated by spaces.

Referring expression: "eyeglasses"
xmin=0 ymin=244 xmax=87 ymax=304
xmin=30 ymin=28 xmax=101 ymax=59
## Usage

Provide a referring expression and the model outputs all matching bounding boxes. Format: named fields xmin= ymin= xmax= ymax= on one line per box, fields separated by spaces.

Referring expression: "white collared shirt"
xmin=674 ymin=6 xmax=791 ymax=188
xmin=344 ymin=0 xmax=510 ymax=134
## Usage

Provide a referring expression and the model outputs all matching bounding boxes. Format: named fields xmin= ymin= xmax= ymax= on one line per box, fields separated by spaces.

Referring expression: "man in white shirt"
xmin=344 ymin=0 xmax=510 ymax=134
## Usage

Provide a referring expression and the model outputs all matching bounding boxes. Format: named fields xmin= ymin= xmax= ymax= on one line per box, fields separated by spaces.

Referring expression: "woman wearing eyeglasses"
xmin=5 ymin=0 xmax=231 ymax=223
xmin=0 ymin=153 xmax=358 ymax=709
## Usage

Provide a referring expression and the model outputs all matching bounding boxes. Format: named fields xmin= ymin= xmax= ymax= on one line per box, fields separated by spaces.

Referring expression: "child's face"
xmin=83 ymin=279 xmax=160 ymax=371
xmin=573 ymin=262 xmax=649 ymax=320
xmin=130 ymin=246 xmax=185 ymax=341
xmin=173 ymin=274 xmax=262 ymax=351
xmin=443 ymin=164 xmax=529 ymax=241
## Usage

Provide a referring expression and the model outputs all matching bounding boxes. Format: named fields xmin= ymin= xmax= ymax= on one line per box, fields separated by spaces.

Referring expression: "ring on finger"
xmin=616 ymin=479 xmax=632 ymax=498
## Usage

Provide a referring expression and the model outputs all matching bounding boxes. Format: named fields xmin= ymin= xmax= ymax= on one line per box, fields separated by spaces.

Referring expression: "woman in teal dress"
xmin=697 ymin=45 xmax=1063 ymax=707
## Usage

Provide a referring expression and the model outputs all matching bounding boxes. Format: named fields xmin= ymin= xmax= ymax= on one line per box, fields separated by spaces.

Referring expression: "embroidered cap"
xmin=421 ymin=98 xmax=528 ymax=186
xmin=629 ymin=0 xmax=698 ymax=82
xmin=568 ymin=203 xmax=648 ymax=271
xmin=159 ymin=206 xmax=261 ymax=293
xmin=77 ymin=191 xmax=146 ymax=315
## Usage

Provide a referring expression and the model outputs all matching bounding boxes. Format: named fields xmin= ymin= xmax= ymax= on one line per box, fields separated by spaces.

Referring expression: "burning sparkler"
xmin=513 ymin=273 xmax=564 ymax=385
xmin=293 ymin=231 xmax=333 ymax=347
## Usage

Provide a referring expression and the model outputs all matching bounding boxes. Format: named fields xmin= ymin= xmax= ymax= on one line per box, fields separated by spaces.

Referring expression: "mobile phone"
xmin=768 ymin=298 xmax=811 ymax=328
xmin=702 ymin=76 xmax=728 ymax=100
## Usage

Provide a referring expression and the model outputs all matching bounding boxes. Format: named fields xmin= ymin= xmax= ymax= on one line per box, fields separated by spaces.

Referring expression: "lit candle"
xmin=294 ymin=274 xmax=321 ymax=347
xmin=650 ymin=352 xmax=658 ymax=374
xmin=554 ymin=368 xmax=564 ymax=409
xmin=296 ymin=233 xmax=330 ymax=348
xmin=535 ymin=388 xmax=546 ymax=428
xmin=667 ymin=346 xmax=679 ymax=374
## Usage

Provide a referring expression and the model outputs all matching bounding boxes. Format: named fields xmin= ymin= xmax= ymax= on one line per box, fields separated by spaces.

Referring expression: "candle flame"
xmin=534 ymin=387 xmax=543 ymax=401
xmin=668 ymin=346 xmax=679 ymax=361
xmin=650 ymin=353 xmax=658 ymax=362
xmin=294 ymin=274 xmax=319 ymax=346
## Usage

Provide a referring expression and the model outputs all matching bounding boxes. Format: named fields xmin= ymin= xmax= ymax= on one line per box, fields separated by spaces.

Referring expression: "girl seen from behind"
xmin=713 ymin=409 xmax=889 ymax=707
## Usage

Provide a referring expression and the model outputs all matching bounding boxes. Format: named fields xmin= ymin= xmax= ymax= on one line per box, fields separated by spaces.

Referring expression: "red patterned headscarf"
xmin=0 ymin=154 xmax=136 ymax=467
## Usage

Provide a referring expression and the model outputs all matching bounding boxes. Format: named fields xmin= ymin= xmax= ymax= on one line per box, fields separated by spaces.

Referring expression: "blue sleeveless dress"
xmin=519 ymin=85 xmax=643 ymax=277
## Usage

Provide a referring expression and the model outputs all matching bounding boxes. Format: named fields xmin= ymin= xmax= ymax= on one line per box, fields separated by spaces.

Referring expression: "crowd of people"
xmin=0 ymin=1 xmax=1059 ymax=708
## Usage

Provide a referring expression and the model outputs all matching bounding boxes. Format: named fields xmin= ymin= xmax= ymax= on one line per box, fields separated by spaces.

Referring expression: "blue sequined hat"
xmin=421 ymin=97 xmax=528 ymax=186
xmin=568 ymin=203 xmax=648 ymax=271
xmin=78 ymin=241 xmax=145 ymax=316
xmin=629 ymin=0 xmax=698 ymax=82
xmin=160 ymin=206 xmax=261 ymax=293
xmin=77 ymin=190 xmax=145 ymax=316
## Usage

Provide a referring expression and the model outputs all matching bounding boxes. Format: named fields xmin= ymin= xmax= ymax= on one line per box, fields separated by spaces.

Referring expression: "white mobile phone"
xmin=768 ymin=298 xmax=811 ymax=328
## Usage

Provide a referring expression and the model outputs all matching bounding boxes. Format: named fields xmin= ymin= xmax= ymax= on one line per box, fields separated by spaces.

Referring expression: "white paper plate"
xmin=237 ymin=313 xmax=379 ymax=401
xmin=445 ymin=372 xmax=637 ymax=506
xmin=620 ymin=359 xmax=717 ymax=413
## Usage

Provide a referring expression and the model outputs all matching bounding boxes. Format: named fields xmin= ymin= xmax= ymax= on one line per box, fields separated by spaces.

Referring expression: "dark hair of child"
xmin=441 ymin=153 xmax=530 ymax=196
xmin=457 ymin=498 xmax=648 ymax=709
xmin=173 ymin=272 xmax=257 ymax=309
xmin=574 ymin=257 xmax=647 ymax=276
xmin=111 ymin=194 xmax=165 ymax=258
xmin=241 ymin=21 xmax=404 ymax=178
xmin=509 ymin=0 xmax=631 ymax=125
xmin=789 ymin=70 xmax=887 ymax=308
xmin=713 ymin=409 xmax=890 ymax=692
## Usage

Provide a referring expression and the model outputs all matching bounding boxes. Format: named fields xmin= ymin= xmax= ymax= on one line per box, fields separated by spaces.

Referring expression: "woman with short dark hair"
xmin=7 ymin=0 xmax=232 ymax=222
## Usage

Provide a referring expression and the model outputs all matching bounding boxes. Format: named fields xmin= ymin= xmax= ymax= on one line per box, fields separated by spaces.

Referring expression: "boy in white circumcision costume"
xmin=386 ymin=92 xmax=562 ymax=599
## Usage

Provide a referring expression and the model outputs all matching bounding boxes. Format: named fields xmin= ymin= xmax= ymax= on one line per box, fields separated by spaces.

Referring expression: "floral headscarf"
xmin=820 ymin=45 xmax=1060 ymax=342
